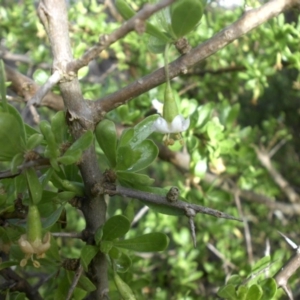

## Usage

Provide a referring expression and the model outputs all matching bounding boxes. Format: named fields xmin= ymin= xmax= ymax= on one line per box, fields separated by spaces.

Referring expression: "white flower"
xmin=18 ymin=232 xmax=51 ymax=268
xmin=152 ymin=99 xmax=163 ymax=114
xmin=153 ymin=115 xmax=190 ymax=134
xmin=152 ymin=115 xmax=190 ymax=146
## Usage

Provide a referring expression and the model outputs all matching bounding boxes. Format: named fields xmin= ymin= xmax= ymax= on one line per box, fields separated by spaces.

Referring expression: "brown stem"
xmin=37 ymin=1 xmax=108 ymax=298
xmin=254 ymin=146 xmax=300 ymax=203
xmin=106 ymin=185 xmax=242 ymax=222
xmin=4 ymin=64 xmax=64 ymax=111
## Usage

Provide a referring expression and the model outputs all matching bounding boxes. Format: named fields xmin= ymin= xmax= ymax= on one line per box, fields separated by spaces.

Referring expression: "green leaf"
xmin=46 ymin=235 xmax=60 ymax=261
xmin=100 ymin=240 xmax=114 ymax=254
xmin=77 ymin=275 xmax=96 ymax=292
xmin=42 ymin=205 xmax=64 ymax=229
xmin=102 ymin=215 xmax=131 ymax=241
xmin=109 ymin=246 xmax=121 ymax=259
xmin=117 ymin=171 xmax=154 ymax=187
xmin=26 ymin=133 xmax=44 ymax=150
xmin=194 ymin=103 xmax=213 ymax=129
xmin=245 ymin=284 xmax=263 ymax=300
xmin=5 ymin=103 xmax=27 ymax=142
xmin=56 ymin=191 xmax=76 ymax=202
xmin=51 ymin=173 xmax=84 ymax=196
xmin=114 ymin=272 xmax=137 ymax=300
xmin=0 ymin=113 xmax=26 ymax=161
xmin=0 ymin=60 xmax=8 ymax=112
xmin=57 ymin=149 xmax=82 ymax=165
xmin=113 ymin=251 xmax=132 ymax=273
xmin=118 ymin=128 xmax=134 ymax=148
xmin=170 ymin=0 xmax=204 ymax=38
xmin=226 ymin=103 xmax=240 ymax=128
xmin=148 ymin=36 xmax=168 ymax=53
xmin=129 ymin=115 xmax=158 ymax=148
xmin=54 ymin=275 xmax=70 ymax=300
xmin=260 ymin=278 xmax=277 ymax=300
xmin=95 ymin=119 xmax=117 ymax=168
xmin=39 ymin=120 xmax=60 ymax=159
xmin=124 ymin=200 xmax=135 ymax=223
xmin=115 ymin=0 xmax=135 ymax=20
xmin=73 ymin=288 xmax=87 ymax=300
xmin=94 ymin=226 xmax=103 ymax=245
xmin=113 ymin=232 xmax=169 ymax=252
xmin=217 ymin=284 xmax=238 ymax=300
xmin=251 ymin=256 xmax=270 ymax=273
xmin=80 ymin=245 xmax=98 ymax=272
xmin=64 ymin=130 xmax=93 ymax=156
xmin=10 ymin=152 xmax=24 ymax=174
xmin=15 ymin=293 xmax=26 ymax=300
xmin=237 ymin=285 xmax=248 ymax=300
xmin=25 ymin=167 xmax=43 ymax=205
xmin=25 ymin=123 xmax=40 ymax=139
xmin=0 ymin=260 xmax=19 ymax=270
xmin=227 ymin=275 xmax=243 ymax=285
xmin=116 ymin=140 xmax=158 ymax=172
xmin=51 ymin=111 xmax=67 ymax=145
xmin=145 ymin=22 xmax=170 ymax=43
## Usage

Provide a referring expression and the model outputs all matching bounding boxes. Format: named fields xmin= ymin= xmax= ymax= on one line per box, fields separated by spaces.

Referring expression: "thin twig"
xmin=28 ymin=104 xmax=40 ymax=124
xmin=106 ymin=185 xmax=242 ymax=222
xmin=51 ymin=232 xmax=83 ymax=238
xmin=234 ymin=190 xmax=253 ymax=265
xmin=132 ymin=206 xmax=149 ymax=226
xmin=269 ymin=139 xmax=288 ymax=158
xmin=254 ymin=146 xmax=300 ymax=203
xmin=0 ymin=158 xmax=50 ymax=179
xmin=66 ymin=264 xmax=84 ymax=300
xmin=26 ymin=70 xmax=62 ymax=107
xmin=206 ymin=243 xmax=237 ymax=270
xmin=4 ymin=64 xmax=64 ymax=111
xmin=67 ymin=0 xmax=175 ymax=73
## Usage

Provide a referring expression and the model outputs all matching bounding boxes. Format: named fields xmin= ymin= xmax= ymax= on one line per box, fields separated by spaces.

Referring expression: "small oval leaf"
xmin=95 ymin=119 xmax=117 ymax=168
xmin=64 ymin=130 xmax=93 ymax=155
xmin=116 ymin=140 xmax=158 ymax=172
xmin=113 ymin=232 xmax=169 ymax=252
xmin=117 ymin=171 xmax=154 ymax=187
xmin=80 ymin=245 xmax=99 ymax=272
xmin=102 ymin=215 xmax=131 ymax=241
xmin=171 ymin=0 xmax=204 ymax=38
xmin=0 ymin=113 xmax=25 ymax=161
xmin=25 ymin=167 xmax=43 ymax=205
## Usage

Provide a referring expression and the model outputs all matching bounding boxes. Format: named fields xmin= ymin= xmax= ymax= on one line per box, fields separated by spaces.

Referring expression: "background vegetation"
xmin=1 ymin=0 xmax=300 ymax=299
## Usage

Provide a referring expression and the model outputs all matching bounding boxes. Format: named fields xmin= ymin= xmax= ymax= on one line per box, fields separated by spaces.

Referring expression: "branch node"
xmin=134 ymin=19 xmax=146 ymax=35
xmin=166 ymin=186 xmax=180 ymax=202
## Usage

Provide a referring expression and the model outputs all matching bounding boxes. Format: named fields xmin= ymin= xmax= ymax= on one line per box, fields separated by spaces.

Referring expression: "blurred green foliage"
xmin=1 ymin=0 xmax=300 ymax=299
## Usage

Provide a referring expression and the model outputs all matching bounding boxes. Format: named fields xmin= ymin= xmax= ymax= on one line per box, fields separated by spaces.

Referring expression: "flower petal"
xmin=152 ymin=115 xmax=190 ymax=134
xmin=170 ymin=115 xmax=190 ymax=132
xmin=152 ymin=99 xmax=163 ymax=114
xmin=152 ymin=116 xmax=170 ymax=134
